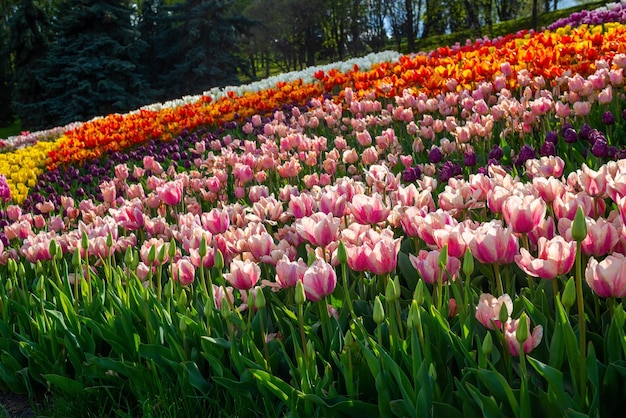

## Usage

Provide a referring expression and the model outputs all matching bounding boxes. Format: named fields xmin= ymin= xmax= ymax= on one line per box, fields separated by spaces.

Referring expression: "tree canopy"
xmin=0 ymin=0 xmax=589 ymax=131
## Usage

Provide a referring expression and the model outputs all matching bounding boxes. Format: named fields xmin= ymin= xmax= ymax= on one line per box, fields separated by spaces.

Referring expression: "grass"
xmin=0 ymin=120 xmax=20 ymax=139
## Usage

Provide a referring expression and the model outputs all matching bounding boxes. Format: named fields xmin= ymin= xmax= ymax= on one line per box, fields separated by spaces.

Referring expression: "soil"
xmin=0 ymin=392 xmax=35 ymax=417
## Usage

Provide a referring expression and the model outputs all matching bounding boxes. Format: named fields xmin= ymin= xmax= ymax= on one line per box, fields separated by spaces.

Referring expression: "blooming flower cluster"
xmin=2 ymin=5 xmax=626 ymax=369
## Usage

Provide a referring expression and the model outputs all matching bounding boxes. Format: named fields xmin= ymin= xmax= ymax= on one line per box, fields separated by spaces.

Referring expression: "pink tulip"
xmin=224 ymin=258 xmax=261 ymax=290
xmin=432 ymin=223 xmax=468 ymax=258
xmin=585 ymin=253 xmax=626 ymax=298
xmin=463 ymin=221 xmax=519 ymax=265
xmin=288 ymin=193 xmax=316 ymax=218
xmin=275 ymin=255 xmax=308 ymax=288
xmin=558 ymin=216 xmax=618 ymax=257
xmin=248 ymin=232 xmax=276 ymax=262
xmin=212 ymin=284 xmax=235 ymax=309
xmin=201 ymin=208 xmax=230 ymax=234
xmin=348 ymin=193 xmax=390 ymax=225
xmin=157 ymin=181 xmax=183 ymax=205
xmin=302 ymin=259 xmax=337 ymax=302
xmin=502 ymin=194 xmax=546 ymax=234
xmin=532 ymin=176 xmax=565 ymax=204
xmin=475 ymin=293 xmax=513 ymax=330
xmin=504 ymin=318 xmax=543 ymax=357
xmin=409 ymin=249 xmax=461 ymax=285
xmin=109 ymin=205 xmax=145 ymax=230
xmin=172 ymin=257 xmax=195 ymax=286
xmin=368 ymin=235 xmax=401 ymax=276
xmin=295 ymin=212 xmax=341 ymax=247
xmin=578 ymin=164 xmax=608 ymax=198
xmin=514 ymin=236 xmax=576 ymax=279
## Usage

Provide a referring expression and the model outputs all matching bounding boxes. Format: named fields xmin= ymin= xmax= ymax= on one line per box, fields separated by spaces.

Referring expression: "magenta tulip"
xmin=302 ymin=259 xmax=337 ymax=302
xmin=514 ymin=236 xmax=576 ymax=279
xmin=585 ymin=253 xmax=626 ymax=298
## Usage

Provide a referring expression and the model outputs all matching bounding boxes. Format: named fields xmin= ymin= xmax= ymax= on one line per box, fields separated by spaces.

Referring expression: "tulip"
xmin=302 ymin=259 xmax=337 ymax=302
xmin=172 ymin=257 xmax=195 ymax=286
xmin=367 ymin=235 xmax=401 ymax=276
xmin=475 ymin=293 xmax=513 ymax=330
xmin=224 ymin=258 xmax=261 ymax=290
xmin=463 ymin=220 xmax=519 ymax=265
xmin=514 ymin=236 xmax=576 ymax=279
xmin=585 ymin=253 xmax=626 ymax=298
xmin=295 ymin=212 xmax=341 ymax=247
xmin=502 ymin=193 xmax=546 ymax=234
xmin=409 ymin=249 xmax=461 ymax=285
xmin=504 ymin=317 xmax=543 ymax=357
xmin=275 ymin=255 xmax=308 ymax=289
xmin=348 ymin=193 xmax=390 ymax=225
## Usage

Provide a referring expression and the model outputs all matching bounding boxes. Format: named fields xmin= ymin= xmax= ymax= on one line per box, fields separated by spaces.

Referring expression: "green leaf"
xmin=201 ymin=335 xmax=232 ymax=350
xmin=249 ymin=368 xmax=297 ymax=404
xmin=42 ymin=374 xmax=83 ymax=395
xmin=527 ymin=356 xmax=576 ymax=412
xmin=468 ymin=368 xmax=519 ymax=415
xmin=464 ymin=382 xmax=506 ymax=418
xmin=182 ymin=361 xmax=211 ymax=393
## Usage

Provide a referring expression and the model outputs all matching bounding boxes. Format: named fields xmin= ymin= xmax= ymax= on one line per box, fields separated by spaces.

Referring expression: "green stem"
xmin=575 ymin=240 xmax=587 ymax=406
xmin=259 ymin=310 xmax=270 ymax=371
xmin=494 ymin=263 xmax=504 ymax=297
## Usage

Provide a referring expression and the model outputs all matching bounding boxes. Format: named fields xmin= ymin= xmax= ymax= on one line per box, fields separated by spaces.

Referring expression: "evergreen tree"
xmin=23 ymin=0 xmax=151 ymax=130
xmin=8 ymin=0 xmax=52 ymax=130
xmin=0 ymin=26 xmax=13 ymax=126
xmin=144 ymin=0 xmax=249 ymax=102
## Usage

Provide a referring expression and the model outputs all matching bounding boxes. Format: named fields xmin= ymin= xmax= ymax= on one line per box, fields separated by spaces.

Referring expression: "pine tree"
xmin=23 ymin=0 xmax=151 ymax=130
xmin=143 ymin=0 xmax=249 ymax=102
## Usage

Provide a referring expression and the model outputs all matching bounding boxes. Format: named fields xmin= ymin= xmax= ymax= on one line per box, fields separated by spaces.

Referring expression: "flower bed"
xmin=1 ymin=6 xmax=626 ymax=417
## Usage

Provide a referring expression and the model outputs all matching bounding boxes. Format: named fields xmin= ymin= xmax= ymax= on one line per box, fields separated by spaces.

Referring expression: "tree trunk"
xmin=405 ymin=0 xmax=414 ymax=52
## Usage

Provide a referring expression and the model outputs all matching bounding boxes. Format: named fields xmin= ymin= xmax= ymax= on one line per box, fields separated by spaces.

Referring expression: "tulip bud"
xmin=373 ymin=296 xmax=385 ymax=325
xmin=179 ymin=316 xmax=188 ymax=333
xmin=385 ymin=278 xmax=398 ymax=303
xmin=438 ymin=245 xmax=449 ymax=270
xmin=407 ymin=300 xmax=420 ymax=330
xmin=72 ymin=249 xmax=82 ymax=268
xmin=178 ymin=288 xmax=188 ymax=308
xmin=307 ymin=250 xmax=316 ymax=266
xmin=214 ymin=249 xmax=224 ymax=271
xmin=463 ymin=247 xmax=474 ymax=277
xmin=164 ymin=280 xmax=173 ymax=299
xmin=81 ymin=231 xmax=89 ymax=251
xmin=571 ymin=205 xmax=588 ymax=242
xmin=498 ymin=299 xmax=509 ymax=325
xmin=221 ymin=297 xmax=231 ymax=320
xmin=5 ymin=277 xmax=12 ymax=293
xmin=199 ymin=236 xmax=207 ymax=258
xmin=123 ymin=247 xmax=133 ymax=266
xmin=414 ymin=280 xmax=425 ymax=306
xmin=106 ymin=232 xmax=113 ymax=249
xmin=337 ymin=241 xmax=348 ymax=265
xmin=7 ymin=258 xmax=16 ymax=276
xmin=49 ymin=239 xmax=57 ymax=258
xmin=168 ymin=238 xmax=176 ymax=259
xmin=482 ymin=332 xmax=493 ymax=356
xmin=255 ymin=289 xmax=266 ymax=310
xmin=562 ymin=276 xmax=576 ymax=310
xmin=295 ymin=280 xmax=306 ymax=305
xmin=157 ymin=244 xmax=167 ymax=264
xmin=516 ymin=313 xmax=529 ymax=344
xmin=148 ymin=245 xmax=156 ymax=265
xmin=18 ymin=262 xmax=25 ymax=278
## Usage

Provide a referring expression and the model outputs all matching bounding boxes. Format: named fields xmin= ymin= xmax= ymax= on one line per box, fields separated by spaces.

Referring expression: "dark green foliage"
xmin=6 ymin=0 xmax=52 ymax=129
xmin=17 ymin=0 xmax=151 ymax=131
xmin=140 ymin=0 xmax=249 ymax=103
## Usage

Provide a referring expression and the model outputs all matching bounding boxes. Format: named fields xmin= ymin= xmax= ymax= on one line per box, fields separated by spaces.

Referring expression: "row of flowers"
xmin=2 ymin=8 xmax=626 ymax=204
xmin=0 ymin=5 xmax=625 ymax=415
